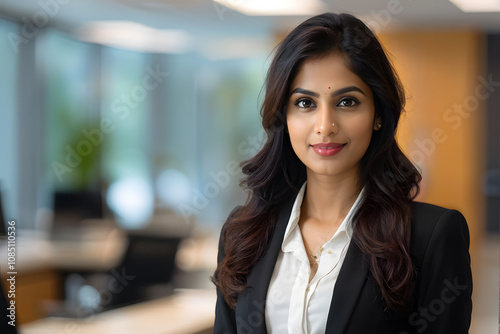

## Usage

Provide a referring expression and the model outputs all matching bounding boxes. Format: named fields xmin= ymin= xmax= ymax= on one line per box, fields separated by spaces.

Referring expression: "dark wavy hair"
xmin=212 ymin=12 xmax=421 ymax=311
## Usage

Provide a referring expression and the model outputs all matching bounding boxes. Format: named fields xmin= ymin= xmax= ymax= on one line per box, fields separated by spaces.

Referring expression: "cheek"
xmin=286 ymin=119 xmax=310 ymax=156
xmin=352 ymin=123 xmax=373 ymax=140
xmin=287 ymin=117 xmax=306 ymax=141
xmin=345 ymin=114 xmax=374 ymax=142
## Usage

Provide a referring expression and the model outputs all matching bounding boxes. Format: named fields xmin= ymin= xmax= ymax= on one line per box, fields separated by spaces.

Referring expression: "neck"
xmin=302 ymin=168 xmax=362 ymax=224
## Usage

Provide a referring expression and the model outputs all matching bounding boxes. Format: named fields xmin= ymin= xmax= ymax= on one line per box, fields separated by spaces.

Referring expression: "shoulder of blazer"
xmin=410 ymin=201 xmax=468 ymax=269
xmin=408 ymin=202 xmax=472 ymax=333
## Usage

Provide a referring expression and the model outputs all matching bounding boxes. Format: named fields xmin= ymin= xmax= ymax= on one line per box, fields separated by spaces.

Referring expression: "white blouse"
xmin=265 ymin=180 xmax=365 ymax=334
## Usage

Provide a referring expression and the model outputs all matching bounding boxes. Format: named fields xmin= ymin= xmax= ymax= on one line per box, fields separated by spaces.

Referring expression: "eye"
xmin=295 ymin=98 xmax=315 ymax=109
xmin=337 ymin=97 xmax=359 ymax=108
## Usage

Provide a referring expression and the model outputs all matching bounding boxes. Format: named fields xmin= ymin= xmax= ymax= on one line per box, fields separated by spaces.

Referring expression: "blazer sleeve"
xmin=415 ymin=209 xmax=473 ymax=333
xmin=213 ymin=206 xmax=241 ymax=334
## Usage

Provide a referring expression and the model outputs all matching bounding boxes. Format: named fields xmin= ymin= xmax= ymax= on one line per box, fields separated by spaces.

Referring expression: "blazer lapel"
xmin=236 ymin=198 xmax=295 ymax=334
xmin=325 ymin=239 xmax=369 ymax=333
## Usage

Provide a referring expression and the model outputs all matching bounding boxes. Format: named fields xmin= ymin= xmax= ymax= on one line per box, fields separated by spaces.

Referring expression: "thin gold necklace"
xmin=306 ymin=246 xmax=324 ymax=265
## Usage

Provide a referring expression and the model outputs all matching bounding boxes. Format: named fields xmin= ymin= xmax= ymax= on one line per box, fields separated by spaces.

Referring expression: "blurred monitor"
xmin=51 ymin=190 xmax=104 ymax=239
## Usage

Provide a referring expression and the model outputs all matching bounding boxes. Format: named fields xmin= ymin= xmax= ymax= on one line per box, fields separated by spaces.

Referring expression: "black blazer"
xmin=214 ymin=199 xmax=473 ymax=334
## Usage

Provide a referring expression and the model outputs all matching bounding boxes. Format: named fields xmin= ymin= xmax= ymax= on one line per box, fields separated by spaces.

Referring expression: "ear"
xmin=373 ymin=115 xmax=382 ymax=131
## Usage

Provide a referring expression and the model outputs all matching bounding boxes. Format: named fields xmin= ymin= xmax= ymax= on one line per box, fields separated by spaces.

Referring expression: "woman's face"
xmin=286 ymin=53 xmax=379 ymax=179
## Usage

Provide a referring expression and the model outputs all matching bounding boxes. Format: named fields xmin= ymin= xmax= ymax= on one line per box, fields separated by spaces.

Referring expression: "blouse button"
xmin=328 ymin=250 xmax=333 ymax=254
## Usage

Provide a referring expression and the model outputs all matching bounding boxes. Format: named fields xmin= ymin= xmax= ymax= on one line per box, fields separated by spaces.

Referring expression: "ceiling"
xmin=1 ymin=0 xmax=500 ymax=50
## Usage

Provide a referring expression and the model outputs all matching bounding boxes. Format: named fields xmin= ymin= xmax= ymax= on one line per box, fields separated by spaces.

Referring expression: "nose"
xmin=314 ymin=104 xmax=336 ymax=137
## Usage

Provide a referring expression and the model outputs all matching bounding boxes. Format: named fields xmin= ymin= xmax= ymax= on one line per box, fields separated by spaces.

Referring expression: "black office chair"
xmin=98 ymin=232 xmax=182 ymax=310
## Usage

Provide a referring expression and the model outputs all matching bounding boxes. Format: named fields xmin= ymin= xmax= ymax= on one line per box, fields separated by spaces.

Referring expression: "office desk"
xmin=1 ymin=229 xmax=218 ymax=327
xmin=0 ymin=228 xmax=126 ymax=273
xmin=0 ymin=230 xmax=126 ymax=324
xmin=20 ymin=289 xmax=216 ymax=334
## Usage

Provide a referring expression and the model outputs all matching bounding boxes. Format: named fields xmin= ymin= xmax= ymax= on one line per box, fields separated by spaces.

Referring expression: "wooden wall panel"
xmin=378 ymin=30 xmax=486 ymax=266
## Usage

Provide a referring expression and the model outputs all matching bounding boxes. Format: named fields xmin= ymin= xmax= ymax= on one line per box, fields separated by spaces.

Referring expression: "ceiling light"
xmin=199 ymin=37 xmax=272 ymax=60
xmin=449 ymin=0 xmax=500 ymax=12
xmin=75 ymin=21 xmax=192 ymax=54
xmin=212 ymin=0 xmax=325 ymax=16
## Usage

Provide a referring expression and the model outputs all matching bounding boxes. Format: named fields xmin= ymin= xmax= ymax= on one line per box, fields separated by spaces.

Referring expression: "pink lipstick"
xmin=311 ymin=142 xmax=346 ymax=157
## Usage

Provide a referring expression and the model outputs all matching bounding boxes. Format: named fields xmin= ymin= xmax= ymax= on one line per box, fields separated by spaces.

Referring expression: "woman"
xmin=212 ymin=12 xmax=472 ymax=334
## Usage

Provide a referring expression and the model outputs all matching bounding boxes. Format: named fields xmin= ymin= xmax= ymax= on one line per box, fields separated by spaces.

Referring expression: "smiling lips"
xmin=311 ymin=142 xmax=346 ymax=156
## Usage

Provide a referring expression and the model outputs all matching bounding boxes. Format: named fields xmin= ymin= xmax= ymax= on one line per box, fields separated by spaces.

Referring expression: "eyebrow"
xmin=290 ymin=86 xmax=366 ymax=97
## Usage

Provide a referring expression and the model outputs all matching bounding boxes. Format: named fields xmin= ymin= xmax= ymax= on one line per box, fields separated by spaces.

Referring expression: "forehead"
xmin=290 ymin=53 xmax=369 ymax=91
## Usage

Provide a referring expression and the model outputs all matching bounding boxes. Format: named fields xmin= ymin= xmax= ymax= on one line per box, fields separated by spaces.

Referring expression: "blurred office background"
xmin=0 ymin=0 xmax=498 ymax=333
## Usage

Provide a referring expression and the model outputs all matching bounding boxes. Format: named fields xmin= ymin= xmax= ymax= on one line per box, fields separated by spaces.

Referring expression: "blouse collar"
xmin=281 ymin=180 xmax=365 ymax=252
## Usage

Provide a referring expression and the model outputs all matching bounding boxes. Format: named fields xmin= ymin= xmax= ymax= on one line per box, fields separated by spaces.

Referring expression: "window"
xmin=0 ymin=18 xmax=19 ymax=222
